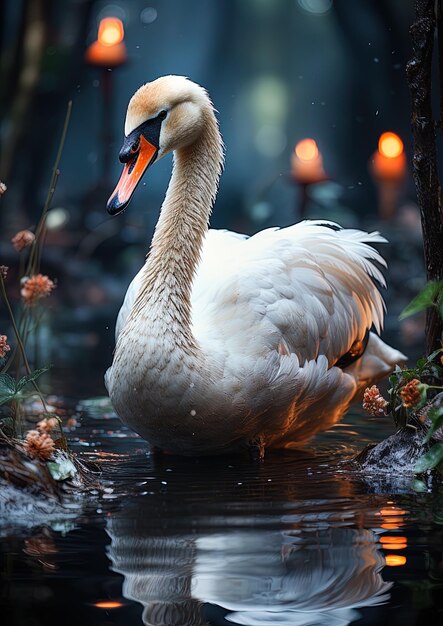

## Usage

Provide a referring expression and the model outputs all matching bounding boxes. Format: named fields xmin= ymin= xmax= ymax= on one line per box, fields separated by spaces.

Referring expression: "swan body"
xmin=105 ymin=76 xmax=405 ymax=456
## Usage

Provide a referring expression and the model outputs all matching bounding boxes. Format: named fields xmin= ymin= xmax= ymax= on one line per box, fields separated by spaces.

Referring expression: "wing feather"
xmin=191 ymin=221 xmax=388 ymax=365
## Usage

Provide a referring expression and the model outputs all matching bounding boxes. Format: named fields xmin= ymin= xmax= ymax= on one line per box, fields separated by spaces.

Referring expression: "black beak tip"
xmin=107 ymin=193 xmax=129 ymax=216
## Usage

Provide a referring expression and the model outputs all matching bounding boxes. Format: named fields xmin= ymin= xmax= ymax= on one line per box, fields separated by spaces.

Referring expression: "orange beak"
xmin=107 ymin=135 xmax=157 ymax=215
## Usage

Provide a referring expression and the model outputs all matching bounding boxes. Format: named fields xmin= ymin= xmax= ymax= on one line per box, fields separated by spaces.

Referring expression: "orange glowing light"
xmin=98 ymin=17 xmax=124 ymax=46
xmin=380 ymin=536 xmax=408 ymax=546
xmin=85 ymin=16 xmax=127 ymax=66
xmin=94 ymin=601 xmax=124 ymax=609
xmin=385 ymin=554 xmax=407 ymax=567
xmin=379 ymin=507 xmax=407 ymax=516
xmin=380 ymin=536 xmax=407 ymax=544
xmin=370 ymin=132 xmax=406 ymax=190
xmin=291 ymin=138 xmax=327 ymax=184
xmin=379 ymin=132 xmax=404 ymax=158
xmin=380 ymin=535 xmax=408 ymax=550
xmin=295 ymin=138 xmax=319 ymax=161
xmin=378 ymin=507 xmax=407 ymax=530
xmin=381 ymin=523 xmax=401 ymax=530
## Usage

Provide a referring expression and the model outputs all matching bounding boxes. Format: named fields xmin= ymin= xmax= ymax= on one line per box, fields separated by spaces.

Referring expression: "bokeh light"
xmin=140 ymin=7 xmax=158 ymax=23
xmin=98 ymin=17 xmax=124 ymax=46
xmin=378 ymin=132 xmax=404 ymax=158
xmin=94 ymin=601 xmax=124 ymax=609
xmin=385 ymin=555 xmax=407 ymax=567
xmin=297 ymin=0 xmax=333 ymax=15
xmin=380 ymin=536 xmax=408 ymax=550
xmin=295 ymin=138 xmax=319 ymax=161
xmin=46 ymin=208 xmax=69 ymax=230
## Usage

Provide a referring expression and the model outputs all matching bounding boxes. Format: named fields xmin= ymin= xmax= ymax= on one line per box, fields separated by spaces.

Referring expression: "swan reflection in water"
xmin=107 ymin=500 xmax=391 ymax=626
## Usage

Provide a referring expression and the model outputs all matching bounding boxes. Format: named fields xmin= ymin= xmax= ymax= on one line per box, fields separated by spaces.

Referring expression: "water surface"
xmin=1 ymin=399 xmax=443 ymax=626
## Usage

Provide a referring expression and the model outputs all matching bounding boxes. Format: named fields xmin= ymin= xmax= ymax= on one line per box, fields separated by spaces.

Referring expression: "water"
xmin=1 ymin=398 xmax=443 ymax=626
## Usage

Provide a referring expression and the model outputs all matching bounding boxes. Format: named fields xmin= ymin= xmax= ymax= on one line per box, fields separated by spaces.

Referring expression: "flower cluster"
xmin=21 ymin=274 xmax=55 ymax=306
xmin=11 ymin=230 xmax=35 ymax=252
xmin=363 ymin=385 xmax=388 ymax=417
xmin=23 ymin=429 xmax=55 ymax=461
xmin=0 ymin=265 xmax=8 ymax=279
xmin=0 ymin=334 xmax=10 ymax=359
xmin=400 ymin=378 xmax=423 ymax=409
xmin=36 ymin=417 xmax=59 ymax=433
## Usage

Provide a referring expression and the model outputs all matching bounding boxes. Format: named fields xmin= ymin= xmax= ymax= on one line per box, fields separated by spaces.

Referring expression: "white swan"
xmin=105 ymin=75 xmax=405 ymax=457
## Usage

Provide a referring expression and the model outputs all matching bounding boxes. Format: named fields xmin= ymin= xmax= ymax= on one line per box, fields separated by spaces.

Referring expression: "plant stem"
xmin=0 ymin=276 xmax=32 ymax=377
xmin=0 ymin=275 xmax=46 ymax=409
xmin=26 ymin=100 xmax=72 ymax=277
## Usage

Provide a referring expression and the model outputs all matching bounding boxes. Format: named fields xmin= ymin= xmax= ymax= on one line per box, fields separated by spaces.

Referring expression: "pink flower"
xmin=11 ymin=230 xmax=35 ymax=252
xmin=363 ymin=385 xmax=388 ymax=417
xmin=24 ymin=429 xmax=55 ymax=461
xmin=0 ymin=335 xmax=10 ymax=358
xmin=0 ymin=182 xmax=6 ymax=195
xmin=400 ymin=378 xmax=423 ymax=409
xmin=37 ymin=417 xmax=59 ymax=433
xmin=21 ymin=274 xmax=55 ymax=306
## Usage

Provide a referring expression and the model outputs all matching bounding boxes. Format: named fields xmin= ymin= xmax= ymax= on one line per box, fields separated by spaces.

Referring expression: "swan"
xmin=105 ymin=75 xmax=405 ymax=457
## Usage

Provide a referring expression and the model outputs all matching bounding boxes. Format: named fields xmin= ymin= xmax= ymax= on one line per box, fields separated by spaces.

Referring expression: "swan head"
xmin=107 ymin=75 xmax=211 ymax=215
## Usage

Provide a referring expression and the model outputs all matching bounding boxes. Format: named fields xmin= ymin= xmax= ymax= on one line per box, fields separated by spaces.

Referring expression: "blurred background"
xmin=0 ymin=0 xmax=426 ymax=395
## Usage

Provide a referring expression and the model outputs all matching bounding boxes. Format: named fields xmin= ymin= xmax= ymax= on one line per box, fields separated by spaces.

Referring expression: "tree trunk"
xmin=406 ymin=0 xmax=443 ymax=356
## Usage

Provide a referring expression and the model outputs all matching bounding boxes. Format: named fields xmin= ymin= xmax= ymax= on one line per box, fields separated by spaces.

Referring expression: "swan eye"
xmin=130 ymin=141 xmax=139 ymax=154
xmin=158 ymin=110 xmax=167 ymax=120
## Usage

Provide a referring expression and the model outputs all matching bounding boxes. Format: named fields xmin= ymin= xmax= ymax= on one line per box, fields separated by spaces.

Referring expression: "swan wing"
xmin=191 ymin=221 xmax=387 ymax=366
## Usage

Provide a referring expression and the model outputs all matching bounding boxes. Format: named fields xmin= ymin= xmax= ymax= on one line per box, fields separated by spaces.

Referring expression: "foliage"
xmin=0 ymin=103 xmax=71 ymax=462
xmin=363 ymin=280 xmax=443 ymax=483
xmin=385 ymin=349 xmax=443 ymax=429
xmin=399 ymin=280 xmax=443 ymax=321
xmin=0 ymin=368 xmax=51 ymax=406
xmin=47 ymin=455 xmax=77 ymax=481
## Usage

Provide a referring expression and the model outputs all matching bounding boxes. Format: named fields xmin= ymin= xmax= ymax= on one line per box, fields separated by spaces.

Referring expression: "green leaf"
xmin=428 ymin=365 xmax=443 ymax=378
xmin=399 ymin=280 xmax=443 ymax=320
xmin=15 ymin=366 xmax=51 ymax=392
xmin=412 ymin=478 xmax=428 ymax=492
xmin=0 ymin=394 xmax=17 ymax=406
xmin=0 ymin=374 xmax=19 ymax=406
xmin=0 ymin=373 xmax=17 ymax=396
xmin=427 ymin=348 xmax=443 ymax=363
xmin=0 ymin=416 xmax=15 ymax=437
xmin=424 ymin=406 xmax=443 ymax=443
xmin=415 ymin=443 xmax=443 ymax=473
xmin=47 ymin=456 xmax=77 ymax=481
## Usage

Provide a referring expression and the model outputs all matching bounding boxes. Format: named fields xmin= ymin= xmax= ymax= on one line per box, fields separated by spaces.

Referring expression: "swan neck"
xmin=132 ymin=107 xmax=223 ymax=333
